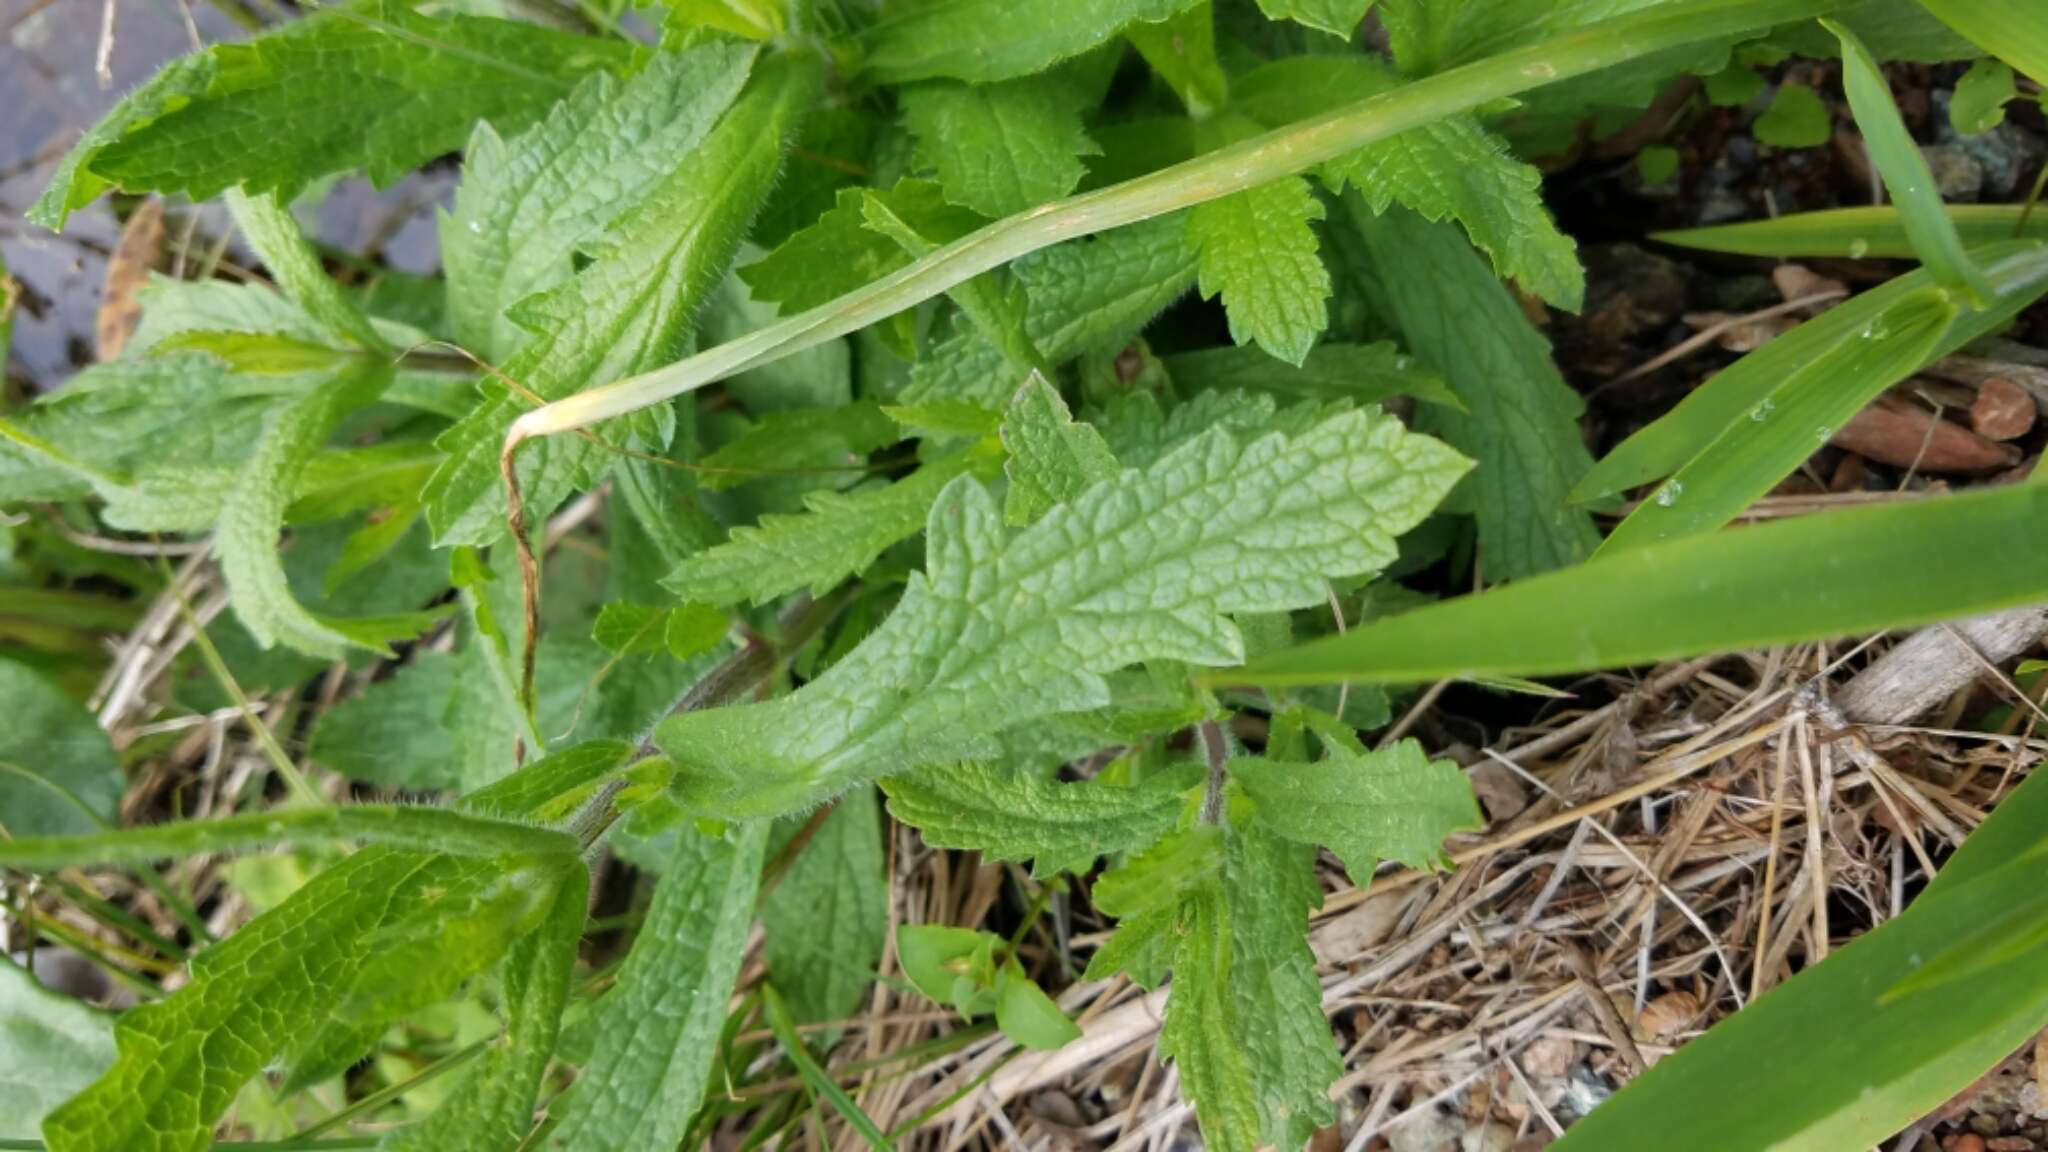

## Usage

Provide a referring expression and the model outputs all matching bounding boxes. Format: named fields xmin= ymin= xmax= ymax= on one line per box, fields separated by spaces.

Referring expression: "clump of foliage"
xmin=2 ymin=1 xmax=2047 ymax=1150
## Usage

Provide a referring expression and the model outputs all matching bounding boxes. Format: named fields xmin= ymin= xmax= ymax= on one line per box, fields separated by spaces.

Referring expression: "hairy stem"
xmin=1199 ymin=719 xmax=1229 ymax=825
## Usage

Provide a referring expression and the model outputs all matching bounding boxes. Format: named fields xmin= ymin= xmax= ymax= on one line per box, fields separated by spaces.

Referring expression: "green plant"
xmin=2 ymin=1 xmax=2046 ymax=1150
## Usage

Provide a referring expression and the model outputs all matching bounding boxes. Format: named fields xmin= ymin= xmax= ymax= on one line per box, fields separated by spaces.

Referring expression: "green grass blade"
xmin=1552 ymin=782 xmax=2048 ymax=1151
xmin=1827 ymin=18 xmax=1993 ymax=306
xmin=761 ymin=983 xmax=897 ymax=1151
xmin=1220 ymin=481 xmax=2048 ymax=687
xmin=1574 ymin=241 xmax=2047 ymax=503
xmin=1916 ymin=0 xmax=2048 ymax=86
xmin=1596 ymin=287 xmax=1955 ymax=554
xmin=1654 ymin=205 xmax=2048 ymax=258
xmin=0 ymin=805 xmax=578 ymax=869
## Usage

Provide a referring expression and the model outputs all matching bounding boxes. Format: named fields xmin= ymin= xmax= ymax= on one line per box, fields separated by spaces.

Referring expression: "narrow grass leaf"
xmin=1574 ymin=241 xmax=2048 ymax=503
xmin=1828 ymin=19 xmax=1993 ymax=306
xmin=1225 ymin=481 xmax=2048 ymax=687
xmin=761 ymin=983 xmax=897 ymax=1150
xmin=1597 ymin=286 xmax=1955 ymax=553
xmin=1551 ymin=844 xmax=2048 ymax=1152
xmin=1653 ymin=205 xmax=2048 ymax=258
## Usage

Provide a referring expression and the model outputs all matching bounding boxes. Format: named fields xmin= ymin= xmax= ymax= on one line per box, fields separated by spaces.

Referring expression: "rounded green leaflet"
xmin=0 ymin=658 xmax=123 ymax=838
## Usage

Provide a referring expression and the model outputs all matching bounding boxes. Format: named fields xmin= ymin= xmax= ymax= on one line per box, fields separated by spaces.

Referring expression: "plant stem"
xmin=160 ymin=553 xmax=326 ymax=807
xmin=1198 ymin=719 xmax=1229 ymax=825
xmin=575 ymin=590 xmax=855 ymax=849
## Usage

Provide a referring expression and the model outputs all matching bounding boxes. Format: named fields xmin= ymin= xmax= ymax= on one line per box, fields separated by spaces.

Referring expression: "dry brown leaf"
xmin=1831 ymin=395 xmax=2020 ymax=473
xmin=1772 ymin=263 xmax=1847 ymax=307
xmin=96 ymin=198 xmax=165 ymax=362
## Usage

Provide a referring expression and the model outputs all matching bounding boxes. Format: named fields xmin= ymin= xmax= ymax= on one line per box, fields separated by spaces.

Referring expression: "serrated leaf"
xmin=761 ymin=788 xmax=888 ymax=1028
xmin=1161 ymin=814 xmax=1340 ymax=1152
xmin=1234 ymin=56 xmax=1583 ymax=310
xmin=861 ymin=0 xmax=1201 ymax=84
xmin=1160 ymin=342 xmax=1462 ymax=411
xmin=1188 ymin=169 xmax=1332 ymax=365
xmin=541 ymin=823 xmax=766 ymax=1152
xmin=900 ymin=74 xmax=1097 ymax=218
xmin=36 ymin=0 xmax=630 ymax=217
xmin=1001 ymin=375 xmax=1119 ymax=525
xmin=739 ymin=186 xmax=931 ymax=318
xmin=903 ymin=214 xmax=1199 ymax=407
xmin=1091 ymin=389 xmax=1286 ymax=471
xmin=0 ymin=964 xmax=113 ymax=1140
xmin=29 ymin=56 xmax=213 ymax=230
xmin=1233 ymin=740 xmax=1479 ymax=880
xmin=424 ymin=54 xmax=818 ymax=545
xmin=220 ymin=366 xmax=439 ymax=658
xmin=379 ymin=864 xmax=585 ymax=1152
xmin=663 ymin=448 xmax=997 ymax=607
xmin=883 ymin=761 xmax=1203 ymax=878
xmin=1339 ymin=202 xmax=1598 ymax=580
xmin=0 ymin=659 xmax=123 ymax=838
xmin=1255 ymin=0 xmax=1372 ymax=37
xmin=443 ymin=43 xmax=758 ymax=360
xmin=696 ymin=401 xmax=900 ymax=492
xmin=655 ymin=408 xmax=1467 ymax=820
xmin=41 ymin=848 xmax=562 ymax=1152
xmin=0 ymin=355 xmax=293 ymax=516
